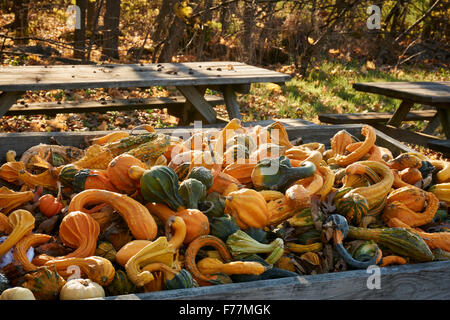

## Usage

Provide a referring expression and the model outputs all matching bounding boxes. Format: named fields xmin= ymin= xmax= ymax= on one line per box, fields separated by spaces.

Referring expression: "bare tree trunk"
xmin=13 ymin=0 xmax=30 ymax=45
xmin=196 ymin=0 xmax=213 ymax=60
xmin=242 ymin=0 xmax=257 ymax=64
xmin=86 ymin=0 xmax=97 ymax=31
xmin=158 ymin=0 xmax=185 ymax=63
xmin=150 ymin=0 xmax=176 ymax=62
xmin=102 ymin=0 xmax=121 ymax=60
xmin=74 ymin=0 xmax=87 ymax=60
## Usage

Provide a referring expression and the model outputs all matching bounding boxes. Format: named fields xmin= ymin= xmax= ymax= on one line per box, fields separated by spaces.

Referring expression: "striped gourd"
xmin=126 ymin=134 xmax=171 ymax=164
xmin=336 ymin=193 xmax=369 ymax=226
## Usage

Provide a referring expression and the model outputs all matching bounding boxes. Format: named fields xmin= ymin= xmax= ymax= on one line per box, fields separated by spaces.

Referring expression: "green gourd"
xmin=210 ymin=215 xmax=240 ymax=242
xmin=164 ymin=269 xmax=198 ymax=290
xmin=105 ymin=270 xmax=137 ymax=297
xmin=58 ymin=164 xmax=79 ymax=187
xmin=140 ymin=165 xmax=185 ymax=211
xmin=251 ymin=156 xmax=316 ymax=192
xmin=204 ymin=192 xmax=226 ymax=218
xmin=187 ymin=166 xmax=214 ymax=190
xmin=174 ymin=162 xmax=191 ymax=181
xmin=178 ymin=178 xmax=207 ymax=209
xmin=336 ymin=193 xmax=369 ymax=226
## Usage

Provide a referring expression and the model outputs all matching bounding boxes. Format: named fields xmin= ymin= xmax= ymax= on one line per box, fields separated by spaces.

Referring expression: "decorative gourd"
xmin=344 ymin=161 xmax=394 ymax=212
xmin=258 ymin=190 xmax=285 ymax=201
xmin=223 ymin=144 xmax=249 ymax=166
xmin=13 ymin=233 xmax=52 ymax=272
xmin=382 ymin=191 xmax=438 ymax=227
xmin=73 ymin=169 xmax=118 ymax=193
xmin=336 ymin=193 xmax=369 ymax=226
xmin=208 ymin=170 xmax=242 ymax=195
xmin=226 ymin=133 xmax=257 ymax=154
xmin=105 ymin=269 xmax=137 ymax=297
xmin=210 ymin=215 xmax=240 ymax=242
xmin=266 ymin=184 xmax=310 ymax=226
xmin=106 ymin=154 xmax=146 ymax=194
xmin=45 ymin=256 xmax=116 ymax=286
xmin=380 ymin=255 xmax=407 ymax=267
xmin=0 ymin=287 xmax=35 ymax=300
xmin=132 ymin=165 xmax=185 ymax=211
xmin=387 ymin=153 xmax=422 ymax=171
xmin=18 ymin=168 xmax=58 ymax=190
xmin=387 ymin=217 xmax=450 ymax=252
xmin=285 ymin=242 xmax=323 ymax=253
xmin=92 ymin=131 xmax=130 ymax=145
xmin=329 ymin=125 xmax=376 ymax=166
xmin=68 ymin=189 xmax=157 ymax=240
xmin=250 ymin=143 xmax=286 ymax=163
xmin=21 ymin=266 xmax=66 ymax=300
xmin=429 ymin=160 xmax=450 ymax=182
xmin=330 ymin=130 xmax=355 ymax=156
xmin=0 ymin=186 xmax=35 ymax=214
xmin=347 ymin=225 xmax=434 ymax=262
xmin=0 ymin=212 xmax=11 ymax=234
xmin=224 ymin=188 xmax=269 ymax=230
xmin=124 ymin=236 xmax=176 ymax=287
xmin=164 ymin=136 xmax=190 ymax=164
xmin=324 ymin=214 xmax=382 ymax=269
xmin=145 ymin=202 xmax=209 ymax=244
xmin=293 ymin=173 xmax=324 ymax=196
xmin=204 ymin=192 xmax=226 ymax=218
xmin=429 ymin=183 xmax=450 ymax=206
xmin=186 ymin=166 xmax=214 ymax=190
xmin=116 ymin=240 xmax=152 ymax=267
xmin=38 ymin=193 xmax=64 ymax=218
xmin=197 ymin=257 xmax=266 ymax=276
xmin=386 ymin=186 xmax=426 ymax=212
xmin=316 ymin=165 xmax=335 ymax=200
xmin=226 ymin=230 xmax=284 ymax=264
xmin=0 ymin=209 xmax=35 ymax=257
xmin=399 ymin=167 xmax=422 ymax=185
xmin=165 ymin=216 xmax=187 ymax=250
xmin=223 ymin=162 xmax=256 ymax=185
xmin=164 ymin=269 xmax=197 ymax=290
xmin=111 ymin=133 xmax=170 ymax=164
xmin=174 ymin=162 xmax=192 ymax=181
xmin=0 ymin=161 xmax=25 ymax=184
xmin=60 ymin=278 xmax=105 ymax=300
xmin=95 ymin=241 xmax=117 ymax=262
xmin=58 ymin=164 xmax=79 ymax=187
xmin=178 ymin=178 xmax=207 ymax=209
xmin=251 ymin=156 xmax=316 ymax=192
xmin=265 ymin=121 xmax=293 ymax=148
xmin=184 ymin=235 xmax=233 ymax=286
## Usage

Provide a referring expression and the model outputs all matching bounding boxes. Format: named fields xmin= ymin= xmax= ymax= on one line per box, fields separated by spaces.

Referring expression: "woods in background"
xmin=0 ymin=0 xmax=448 ymax=75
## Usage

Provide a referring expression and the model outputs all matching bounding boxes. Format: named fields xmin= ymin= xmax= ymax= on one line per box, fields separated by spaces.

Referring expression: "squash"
xmin=124 ymin=236 xmax=176 ymax=287
xmin=387 ymin=153 xmax=422 ymax=171
xmin=95 ymin=241 xmax=117 ymax=263
xmin=45 ymin=256 xmax=116 ymax=286
xmin=133 ymin=165 xmax=185 ymax=211
xmin=0 ymin=186 xmax=35 ymax=214
xmin=68 ymin=189 xmax=158 ymax=241
xmin=399 ymin=167 xmax=422 ymax=185
xmin=92 ymin=131 xmax=130 ymax=145
xmin=174 ymin=162 xmax=192 ymax=181
xmin=164 ymin=269 xmax=197 ymax=290
xmin=0 ymin=161 xmax=25 ymax=184
xmin=250 ymin=143 xmax=286 ymax=163
xmin=429 ymin=183 xmax=450 ymax=206
xmin=336 ymin=193 xmax=369 ymax=226
xmin=347 ymin=225 xmax=434 ymax=262
xmin=224 ymin=188 xmax=269 ymax=230
xmin=184 ymin=235 xmax=233 ymax=286
xmin=259 ymin=190 xmax=285 ymax=201
xmin=387 ymin=217 xmax=450 ymax=252
xmin=285 ymin=242 xmax=323 ymax=253
xmin=73 ymin=169 xmax=118 ymax=193
xmin=251 ymin=156 xmax=316 ymax=192
xmin=380 ymin=255 xmax=407 ymax=267
xmin=0 ymin=287 xmax=35 ymax=300
xmin=178 ymin=178 xmax=207 ymax=209
xmin=209 ymin=170 xmax=243 ymax=195
xmin=266 ymin=184 xmax=310 ymax=226
xmin=204 ymin=192 xmax=226 ymax=218
xmin=0 ymin=212 xmax=11 ymax=234
xmin=21 ymin=266 xmax=66 ymax=300
xmin=60 ymin=278 xmax=105 ymax=300
xmin=0 ymin=209 xmax=35 ymax=257
xmin=197 ymin=257 xmax=266 ymax=276
xmin=116 ymin=240 xmax=152 ymax=267
xmin=324 ymin=214 xmax=382 ymax=269
xmin=223 ymin=144 xmax=250 ymax=166
xmin=210 ymin=215 xmax=240 ymax=242
xmin=330 ymin=130 xmax=355 ymax=156
xmin=329 ymin=125 xmax=376 ymax=166
xmin=316 ymin=165 xmax=335 ymax=200
xmin=38 ymin=193 xmax=64 ymax=218
xmin=226 ymin=133 xmax=257 ymax=154
xmin=387 ymin=186 xmax=426 ymax=212
xmin=429 ymin=160 xmax=450 ymax=182
xmin=186 ymin=166 xmax=214 ymax=190
xmin=265 ymin=121 xmax=293 ymax=148
xmin=58 ymin=164 xmax=79 ymax=187
xmin=382 ymin=191 xmax=439 ymax=227
xmin=145 ymin=202 xmax=210 ymax=244
xmin=226 ymin=230 xmax=284 ymax=264
xmin=105 ymin=269 xmax=136 ymax=296
xmin=223 ymin=162 xmax=256 ymax=185
xmin=13 ymin=233 xmax=52 ymax=272
xmin=106 ymin=154 xmax=146 ymax=194
xmin=165 ymin=216 xmax=187 ymax=250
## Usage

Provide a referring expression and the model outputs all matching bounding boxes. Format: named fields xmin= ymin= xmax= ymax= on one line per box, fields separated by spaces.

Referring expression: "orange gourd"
xmin=14 ymin=233 xmax=53 ymax=272
xmin=106 ymin=154 xmax=146 ymax=194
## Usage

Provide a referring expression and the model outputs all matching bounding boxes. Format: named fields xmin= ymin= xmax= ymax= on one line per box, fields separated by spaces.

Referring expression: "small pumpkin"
xmin=73 ymin=169 xmax=118 ymax=193
xmin=38 ymin=193 xmax=64 ymax=218
xmin=21 ymin=266 xmax=66 ymax=300
xmin=60 ymin=278 xmax=105 ymax=300
xmin=0 ymin=287 xmax=35 ymax=300
xmin=106 ymin=154 xmax=146 ymax=194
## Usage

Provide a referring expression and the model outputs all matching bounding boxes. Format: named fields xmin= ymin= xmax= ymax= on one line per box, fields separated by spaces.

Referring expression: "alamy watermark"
xmin=66 ymin=5 xmax=81 ymax=29
xmin=366 ymin=5 xmax=381 ymax=30
xmin=366 ymin=265 xmax=381 ymax=289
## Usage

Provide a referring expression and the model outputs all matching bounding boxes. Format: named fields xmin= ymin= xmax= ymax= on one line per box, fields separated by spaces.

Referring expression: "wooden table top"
xmin=353 ymin=81 xmax=450 ymax=104
xmin=0 ymin=61 xmax=291 ymax=92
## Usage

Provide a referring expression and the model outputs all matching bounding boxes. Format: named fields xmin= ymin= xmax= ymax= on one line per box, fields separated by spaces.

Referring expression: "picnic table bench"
xmin=319 ymin=81 xmax=450 ymax=154
xmin=0 ymin=61 xmax=291 ymax=125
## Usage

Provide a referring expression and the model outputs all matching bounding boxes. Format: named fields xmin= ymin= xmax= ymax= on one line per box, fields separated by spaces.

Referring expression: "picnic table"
xmin=0 ymin=61 xmax=291 ymax=125
xmin=319 ymin=81 xmax=450 ymax=154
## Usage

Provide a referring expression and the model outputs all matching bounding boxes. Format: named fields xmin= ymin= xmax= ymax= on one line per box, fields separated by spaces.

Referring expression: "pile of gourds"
xmin=0 ymin=119 xmax=448 ymax=300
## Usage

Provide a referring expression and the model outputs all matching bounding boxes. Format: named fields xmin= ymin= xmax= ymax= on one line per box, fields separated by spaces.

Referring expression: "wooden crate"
xmin=1 ymin=121 xmax=449 ymax=300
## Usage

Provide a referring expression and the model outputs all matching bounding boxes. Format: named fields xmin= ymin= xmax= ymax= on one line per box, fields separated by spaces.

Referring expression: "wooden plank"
xmin=353 ymin=81 xmax=450 ymax=104
xmin=372 ymin=123 xmax=442 ymax=147
xmin=386 ymin=100 xmax=414 ymax=127
xmin=318 ymin=110 xmax=437 ymax=124
xmin=222 ymin=85 xmax=242 ymax=120
xmin=427 ymin=139 xmax=450 ymax=155
xmin=4 ymin=95 xmax=224 ymax=116
xmin=98 ymin=260 xmax=450 ymax=300
xmin=0 ymin=62 xmax=291 ymax=92
xmin=176 ymin=86 xmax=217 ymax=124
xmin=0 ymin=91 xmax=25 ymax=118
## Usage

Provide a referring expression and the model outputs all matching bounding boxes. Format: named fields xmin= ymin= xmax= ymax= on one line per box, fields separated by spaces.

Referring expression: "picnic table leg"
xmin=176 ymin=86 xmax=217 ymax=125
xmin=436 ymin=108 xmax=450 ymax=138
xmin=0 ymin=91 xmax=25 ymax=118
xmin=422 ymin=113 xmax=441 ymax=135
xmin=221 ymin=85 xmax=242 ymax=121
xmin=386 ymin=100 xmax=414 ymax=127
